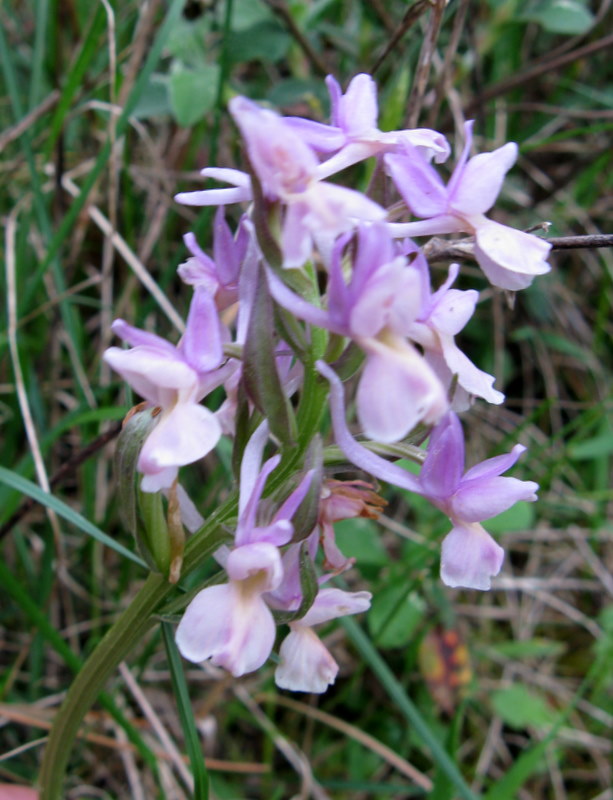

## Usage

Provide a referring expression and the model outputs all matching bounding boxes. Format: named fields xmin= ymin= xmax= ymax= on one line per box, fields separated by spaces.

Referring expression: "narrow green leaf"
xmin=0 ymin=466 xmax=146 ymax=568
xmin=162 ymin=622 xmax=209 ymax=800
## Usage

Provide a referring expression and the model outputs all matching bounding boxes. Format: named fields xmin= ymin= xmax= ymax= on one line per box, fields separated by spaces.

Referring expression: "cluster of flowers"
xmin=104 ymin=74 xmax=547 ymax=693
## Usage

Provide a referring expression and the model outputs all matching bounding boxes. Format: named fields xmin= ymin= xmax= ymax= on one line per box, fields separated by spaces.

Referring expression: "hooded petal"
xmin=226 ymin=542 xmax=283 ymax=592
xmin=103 ymin=346 xmax=196 ymax=406
xmin=440 ymin=523 xmax=504 ymax=590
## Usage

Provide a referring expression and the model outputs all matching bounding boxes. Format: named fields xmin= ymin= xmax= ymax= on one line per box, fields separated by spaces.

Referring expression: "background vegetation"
xmin=1 ymin=0 xmax=612 ymax=798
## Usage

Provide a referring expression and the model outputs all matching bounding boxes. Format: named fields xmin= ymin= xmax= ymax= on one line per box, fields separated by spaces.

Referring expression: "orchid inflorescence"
xmin=104 ymin=74 xmax=545 ymax=694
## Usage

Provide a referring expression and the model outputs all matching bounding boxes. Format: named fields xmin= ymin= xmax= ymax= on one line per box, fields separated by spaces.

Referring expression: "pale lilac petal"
xmin=439 ymin=335 xmax=505 ymax=405
xmin=326 ymin=74 xmax=343 ymax=127
xmin=356 ymin=339 xmax=447 ymax=443
xmin=215 ymin=594 xmax=276 ymax=676
xmin=274 ymin=469 xmax=316 ymax=522
xmin=430 ymin=288 xmax=478 ymax=336
xmin=387 ymin=216 xmax=464 ymax=238
xmin=315 ymin=360 xmax=422 ymax=494
xmin=251 ymin=520 xmax=294 ymax=547
xmin=319 ymin=521 xmax=353 ymax=571
xmin=446 ymin=120 xmax=475 ymax=198
xmin=212 ymin=207 xmax=241 ymax=285
xmin=474 ymin=220 xmax=551 ymax=290
xmin=340 ymin=73 xmax=379 ymax=135
xmin=266 ymin=268 xmax=339 ymax=332
xmin=315 ymin=140 xmax=386 ymax=180
xmin=236 ymin=454 xmax=282 ymax=544
xmin=238 ymin=421 xmax=270 ymax=516
xmin=440 ymin=523 xmax=504 ymax=590
xmin=281 ymin=201 xmax=315 ymax=268
xmin=110 ymin=319 xmax=175 ymax=354
xmin=226 ymin=542 xmax=283 ymax=592
xmin=423 ymin=349 xmax=472 ymax=412
xmin=463 ymin=444 xmax=525 ymax=481
xmin=229 ymin=96 xmax=318 ymax=197
xmin=300 ymin=588 xmax=372 ymax=627
xmin=179 ymin=287 xmax=223 ymax=373
xmin=385 ymin=152 xmax=449 ymax=218
xmin=200 ymin=167 xmax=251 ymax=186
xmin=419 ymin=412 xmax=464 ymax=500
xmin=103 ymin=346 xmax=196 ymax=405
xmin=303 ymin=182 xmax=386 ymax=231
xmin=395 ymin=128 xmax=451 ymax=163
xmin=137 ymin=403 xmax=221 ymax=474
xmin=175 ymin=584 xmax=236 ymax=662
xmin=275 ymin=627 xmax=338 ymax=693
xmin=284 ymin=117 xmax=346 ymax=151
xmin=175 ymin=186 xmax=252 ymax=206
xmin=450 ymin=143 xmax=518 ymax=215
xmin=140 ymin=466 xmax=178 ymax=492
xmin=452 ymin=476 xmax=539 ymax=522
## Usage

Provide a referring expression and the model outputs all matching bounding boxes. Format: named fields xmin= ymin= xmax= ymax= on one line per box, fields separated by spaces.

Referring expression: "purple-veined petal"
xmin=316 ymin=360 xmax=423 ymax=494
xmin=440 ymin=522 xmax=504 ymax=591
xmin=451 ymin=475 xmax=539 ymax=522
xmin=275 ymin=627 xmax=338 ymax=693
xmin=474 ymin=220 xmax=551 ymax=290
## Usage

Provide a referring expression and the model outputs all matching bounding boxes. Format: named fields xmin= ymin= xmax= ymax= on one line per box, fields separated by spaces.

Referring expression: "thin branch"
xmin=406 ymin=0 xmax=447 ymax=128
xmin=424 ymin=233 xmax=613 ymax=264
xmin=264 ymin=0 xmax=328 ymax=76
xmin=467 ymin=32 xmax=613 ymax=113
xmin=0 ymin=89 xmax=60 ymax=151
xmin=371 ymin=0 xmax=433 ymax=75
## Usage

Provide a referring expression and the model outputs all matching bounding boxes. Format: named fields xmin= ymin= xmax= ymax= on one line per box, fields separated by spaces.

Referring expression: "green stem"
xmin=38 ymin=516 xmax=233 ymax=799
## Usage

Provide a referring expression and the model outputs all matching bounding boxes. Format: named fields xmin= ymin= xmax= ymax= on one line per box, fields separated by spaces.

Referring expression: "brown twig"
xmin=405 ymin=0 xmax=447 ymax=128
xmin=0 ymin=89 xmax=60 ymax=152
xmin=424 ymin=233 xmax=613 ymax=264
xmin=265 ymin=0 xmax=328 ymax=76
xmin=466 ymin=32 xmax=613 ymax=114
xmin=371 ymin=0 xmax=433 ymax=75
xmin=0 ymin=422 xmax=122 ymax=540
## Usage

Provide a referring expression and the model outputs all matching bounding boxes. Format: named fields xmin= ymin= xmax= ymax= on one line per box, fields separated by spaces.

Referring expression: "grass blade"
xmin=341 ymin=615 xmax=480 ymax=800
xmin=161 ymin=621 xmax=209 ymax=800
xmin=0 ymin=466 xmax=146 ymax=568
